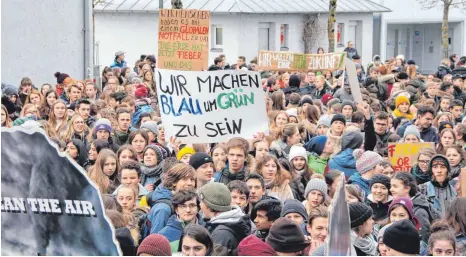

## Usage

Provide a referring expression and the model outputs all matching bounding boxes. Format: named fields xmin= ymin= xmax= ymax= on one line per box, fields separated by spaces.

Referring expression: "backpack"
xmin=138 ymin=197 xmax=174 ymax=242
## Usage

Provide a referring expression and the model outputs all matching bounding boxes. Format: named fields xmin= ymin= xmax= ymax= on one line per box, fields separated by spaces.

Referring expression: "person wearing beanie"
xmin=177 ymin=146 xmax=196 ymax=164
xmin=189 ymin=152 xmax=214 ymax=189
xmin=304 ymin=136 xmax=333 ymax=175
xmin=201 ymin=182 xmax=251 ymax=256
xmin=349 ymin=202 xmax=378 ymax=256
xmin=418 ymin=155 xmax=457 ymax=216
xmin=94 ymin=118 xmax=112 ymax=140
xmin=387 ymin=197 xmax=420 ymax=229
xmin=348 ymin=149 xmax=384 ymax=201
xmin=328 ymin=131 xmax=364 ymax=178
xmin=366 ymin=174 xmax=393 ymax=223
xmin=303 ymin=178 xmax=328 ymax=214
xmin=265 ymin=217 xmax=310 ymax=255
xmin=288 ymin=146 xmax=312 ymax=201
xmin=283 ymin=75 xmax=301 ymax=100
xmin=251 ymin=199 xmax=282 ymax=241
xmin=300 ymin=96 xmax=314 ymax=108
xmin=403 ymin=125 xmax=421 ymax=143
xmin=383 ymin=220 xmax=420 ymax=256
xmin=393 ymin=94 xmax=414 ymax=120
xmin=137 ymin=234 xmax=172 ymax=256
xmin=140 ymin=145 xmax=164 ymax=190
xmin=132 ymin=85 xmax=153 ymax=127
xmin=281 ymin=199 xmax=308 ymax=226
xmin=140 ymin=121 xmax=158 ymax=143
xmin=438 ymin=121 xmax=454 ymax=134
xmin=326 ymin=113 xmax=346 ymax=154
xmin=341 ymin=100 xmax=356 ymax=122
xmin=238 ymin=235 xmax=278 ymax=256
xmin=321 ymin=93 xmax=333 ymax=106
xmin=316 ymin=116 xmax=331 ymax=136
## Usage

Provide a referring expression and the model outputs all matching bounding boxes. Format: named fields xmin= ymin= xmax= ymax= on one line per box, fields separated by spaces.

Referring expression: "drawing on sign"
xmin=388 ymin=142 xmax=435 ymax=172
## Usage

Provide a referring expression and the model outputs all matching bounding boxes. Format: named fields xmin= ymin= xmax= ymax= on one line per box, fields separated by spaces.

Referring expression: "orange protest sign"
xmin=158 ymin=9 xmax=210 ymax=71
xmin=388 ymin=143 xmax=435 ymax=172
xmin=257 ymin=51 xmax=346 ymax=71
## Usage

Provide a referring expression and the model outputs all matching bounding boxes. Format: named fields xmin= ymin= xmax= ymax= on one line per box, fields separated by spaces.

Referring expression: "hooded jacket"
xmin=366 ymin=194 xmax=393 ymax=222
xmin=159 ymin=214 xmax=204 ymax=253
xmin=348 ymin=172 xmax=371 ymax=201
xmin=328 ymin=132 xmax=363 ymax=178
xmin=436 ymin=64 xmax=452 ymax=79
xmin=412 ymin=193 xmax=435 ymax=243
xmin=205 ymin=206 xmax=252 ymax=256
xmin=147 ymin=184 xmax=174 ymax=234
xmin=397 ymin=120 xmax=439 ymax=144
xmin=141 ymin=163 xmax=164 ymax=188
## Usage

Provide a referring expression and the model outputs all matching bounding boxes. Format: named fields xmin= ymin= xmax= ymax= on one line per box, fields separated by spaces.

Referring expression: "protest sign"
xmin=1 ymin=127 xmax=121 ymax=256
xmin=388 ymin=142 xmax=435 ymax=172
xmin=156 ymin=69 xmax=269 ymax=143
xmin=344 ymin=57 xmax=363 ymax=103
xmin=257 ymin=50 xmax=345 ymax=71
xmin=158 ymin=9 xmax=210 ymax=71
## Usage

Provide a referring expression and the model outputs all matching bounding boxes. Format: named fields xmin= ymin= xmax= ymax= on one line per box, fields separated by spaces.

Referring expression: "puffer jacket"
xmin=328 ymin=149 xmax=357 ymax=178
xmin=436 ymin=64 xmax=452 ymax=79
xmin=307 ymin=153 xmax=328 ymax=175
xmin=147 ymin=185 xmax=174 ymax=234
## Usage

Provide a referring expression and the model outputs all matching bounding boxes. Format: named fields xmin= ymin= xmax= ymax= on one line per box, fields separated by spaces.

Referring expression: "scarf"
xmin=351 ymin=230 xmax=378 ymax=256
xmin=222 ymin=164 xmax=245 ymax=181
xmin=393 ymin=108 xmax=414 ymax=120
xmin=411 ymin=164 xmax=431 ymax=184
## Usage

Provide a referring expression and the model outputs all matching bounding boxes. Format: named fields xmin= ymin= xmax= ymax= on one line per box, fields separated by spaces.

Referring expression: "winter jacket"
xmin=419 ymin=180 xmax=457 ymax=216
xmin=115 ymin=227 xmax=137 ymax=256
xmin=205 ymin=206 xmax=252 ymax=256
xmin=313 ymin=84 xmax=333 ymax=99
xmin=453 ymin=85 xmax=466 ymax=103
xmin=214 ymin=163 xmax=246 ymax=185
xmin=141 ymin=164 xmax=164 ymax=189
xmin=113 ymin=130 xmax=130 ymax=146
xmin=307 ymin=153 xmax=328 ymax=175
xmin=132 ymin=98 xmax=153 ymax=127
xmin=333 ymin=88 xmax=354 ymax=102
xmin=412 ymin=193 xmax=435 ymax=243
xmin=452 ymin=66 xmax=466 ymax=77
xmin=208 ymin=64 xmax=222 ymax=71
xmin=328 ymin=149 xmax=357 ymax=178
xmin=348 ymin=173 xmax=371 ymax=201
xmin=300 ymin=84 xmax=315 ymax=96
xmin=159 ymin=214 xmax=204 ymax=253
xmin=377 ymin=74 xmax=394 ymax=101
xmin=147 ymin=185 xmax=173 ymax=234
xmin=269 ymin=140 xmax=291 ymax=160
xmin=436 ymin=64 xmax=452 ymax=79
xmin=290 ymin=172 xmax=310 ymax=202
xmin=410 ymin=164 xmax=431 ymax=186
xmin=456 ymin=233 xmax=466 ymax=256
xmin=344 ymin=47 xmax=358 ymax=59
xmin=110 ymin=59 xmax=127 ymax=69
xmin=397 ymin=120 xmax=439 ymax=143
xmin=366 ymin=194 xmax=393 ymax=222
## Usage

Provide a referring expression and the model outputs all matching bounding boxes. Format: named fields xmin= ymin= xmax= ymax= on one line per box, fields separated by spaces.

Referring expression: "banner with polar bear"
xmin=156 ymin=69 xmax=269 ymax=143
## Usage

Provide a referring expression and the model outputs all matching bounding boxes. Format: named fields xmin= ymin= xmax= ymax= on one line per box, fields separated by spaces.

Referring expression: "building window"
xmin=280 ymin=24 xmax=289 ymax=50
xmin=337 ymin=23 xmax=345 ymax=46
xmin=211 ymin=25 xmax=223 ymax=50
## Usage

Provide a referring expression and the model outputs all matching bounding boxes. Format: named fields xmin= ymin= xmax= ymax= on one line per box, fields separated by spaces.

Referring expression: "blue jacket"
xmin=159 ymin=214 xmax=204 ymax=253
xmin=132 ymin=104 xmax=152 ymax=127
xmin=348 ymin=172 xmax=371 ymax=200
xmin=147 ymin=185 xmax=173 ymax=234
xmin=397 ymin=120 xmax=439 ymax=143
xmin=328 ymin=149 xmax=357 ymax=178
xmin=110 ymin=59 xmax=127 ymax=69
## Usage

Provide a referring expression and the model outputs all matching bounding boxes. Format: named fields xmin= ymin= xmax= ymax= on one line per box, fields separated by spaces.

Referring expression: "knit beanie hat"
xmin=199 ymin=182 xmax=231 ymax=212
xmin=135 ymin=84 xmax=148 ymax=99
xmin=327 ymin=98 xmax=341 ymax=109
xmin=54 ymin=72 xmax=70 ymax=84
xmin=388 ymin=197 xmax=415 ymax=221
xmin=321 ymin=93 xmax=333 ymax=106
xmin=349 ymin=202 xmax=373 ymax=228
xmin=140 ymin=121 xmax=158 ymax=136
xmin=304 ymin=136 xmax=328 ymax=156
xmin=280 ymin=199 xmax=308 ymax=220
xmin=403 ymin=125 xmax=421 ymax=140
xmin=265 ymin=218 xmax=310 ymax=253
xmin=304 ymin=178 xmax=328 ymax=200
xmin=395 ymin=95 xmax=410 ymax=107
xmin=189 ymin=152 xmax=213 ymax=170
xmin=341 ymin=100 xmax=356 ymax=111
xmin=341 ymin=131 xmax=363 ymax=150
xmin=94 ymin=118 xmax=112 ymax=135
xmin=383 ymin=220 xmax=420 ymax=255
xmin=286 ymin=108 xmax=298 ymax=117
xmin=238 ymin=235 xmax=278 ymax=256
xmin=331 ymin=113 xmax=346 ymax=126
xmin=397 ymin=72 xmax=409 ymax=80
xmin=353 ymin=149 xmax=383 ymax=174
xmin=317 ymin=116 xmax=331 ymax=128
xmin=137 ymin=234 xmax=172 ymax=256
xmin=300 ymin=97 xmax=314 ymax=107
xmin=176 ymin=146 xmax=196 ymax=160
xmin=143 ymin=144 xmax=163 ymax=165
xmin=288 ymin=146 xmax=307 ymax=162
xmin=369 ymin=174 xmax=391 ymax=191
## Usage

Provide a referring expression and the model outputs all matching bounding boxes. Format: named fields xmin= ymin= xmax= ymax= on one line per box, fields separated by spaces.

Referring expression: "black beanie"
xmin=280 ymin=199 xmax=308 ymax=220
xmin=397 ymin=72 xmax=409 ymax=80
xmin=369 ymin=174 xmax=391 ymax=191
xmin=349 ymin=202 xmax=373 ymax=228
xmin=289 ymin=74 xmax=301 ymax=88
xmin=189 ymin=152 xmax=213 ymax=170
xmin=331 ymin=113 xmax=346 ymax=126
xmin=266 ymin=218 xmax=309 ymax=253
xmin=383 ymin=220 xmax=420 ymax=255
xmin=300 ymin=97 xmax=314 ymax=107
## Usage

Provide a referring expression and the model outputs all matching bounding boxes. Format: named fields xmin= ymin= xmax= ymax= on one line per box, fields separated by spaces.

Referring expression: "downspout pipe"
xmin=84 ymin=0 xmax=94 ymax=80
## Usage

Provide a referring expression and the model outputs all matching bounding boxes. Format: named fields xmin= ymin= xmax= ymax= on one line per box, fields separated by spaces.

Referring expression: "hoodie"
xmin=159 ymin=214 xmax=204 ymax=253
xmin=140 ymin=163 xmax=164 ymax=188
xmin=147 ymin=185 xmax=173 ymax=234
xmin=205 ymin=206 xmax=252 ymax=256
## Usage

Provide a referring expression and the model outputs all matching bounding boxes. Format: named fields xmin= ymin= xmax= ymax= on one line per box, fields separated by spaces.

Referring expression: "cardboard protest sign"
xmin=257 ymin=50 xmax=345 ymax=71
xmin=156 ymin=69 xmax=269 ymax=143
xmin=388 ymin=142 xmax=436 ymax=172
xmin=1 ymin=127 xmax=121 ymax=256
xmin=158 ymin=9 xmax=210 ymax=71
xmin=344 ymin=57 xmax=363 ymax=103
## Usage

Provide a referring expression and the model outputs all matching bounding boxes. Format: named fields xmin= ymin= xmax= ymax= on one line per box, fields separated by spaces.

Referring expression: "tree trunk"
xmin=441 ymin=0 xmax=450 ymax=59
xmin=172 ymin=0 xmax=183 ymax=9
xmin=328 ymin=0 xmax=337 ymax=52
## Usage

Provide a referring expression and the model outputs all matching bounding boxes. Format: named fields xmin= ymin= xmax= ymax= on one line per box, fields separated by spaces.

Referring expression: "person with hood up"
xmin=140 ymin=145 xmax=165 ymax=192
xmin=305 ymin=136 xmax=334 ymax=175
xmin=208 ymin=56 xmax=224 ymax=71
xmin=283 ymin=74 xmax=301 ymax=102
xmin=397 ymin=105 xmax=438 ymax=143
xmin=418 ymin=155 xmax=457 ymax=216
xmin=328 ymin=131 xmax=364 ymax=178
xmin=366 ymin=174 xmax=393 ymax=224
xmin=65 ymin=138 xmax=88 ymax=167
xmin=382 ymin=220 xmax=421 ymax=256
xmin=265 ymin=217 xmax=310 ymax=256
xmin=349 ymin=150 xmax=384 ymax=201
xmin=238 ymin=234 xmax=278 ymax=256
xmin=132 ymin=84 xmax=152 ymax=127
xmin=200 ymin=182 xmax=251 ymax=256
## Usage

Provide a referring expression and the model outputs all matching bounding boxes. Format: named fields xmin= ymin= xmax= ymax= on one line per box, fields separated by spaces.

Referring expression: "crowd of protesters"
xmin=2 ymin=47 xmax=466 ymax=256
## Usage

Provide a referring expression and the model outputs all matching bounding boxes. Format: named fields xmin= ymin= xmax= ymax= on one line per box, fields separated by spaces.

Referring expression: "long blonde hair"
xmin=62 ymin=115 xmax=89 ymax=142
xmin=47 ymin=100 xmax=69 ymax=138
xmin=88 ymin=149 xmax=119 ymax=194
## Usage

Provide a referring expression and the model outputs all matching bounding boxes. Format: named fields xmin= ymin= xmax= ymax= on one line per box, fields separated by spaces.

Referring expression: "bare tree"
xmin=302 ymin=14 xmax=326 ymax=53
xmin=328 ymin=0 xmax=337 ymax=52
xmin=418 ymin=0 xmax=466 ymax=58
xmin=172 ymin=0 xmax=183 ymax=9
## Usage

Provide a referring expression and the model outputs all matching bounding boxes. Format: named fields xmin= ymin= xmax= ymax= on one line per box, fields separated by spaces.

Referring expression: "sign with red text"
xmin=158 ymin=9 xmax=210 ymax=71
xmin=388 ymin=143 xmax=435 ymax=172
xmin=257 ymin=51 xmax=346 ymax=71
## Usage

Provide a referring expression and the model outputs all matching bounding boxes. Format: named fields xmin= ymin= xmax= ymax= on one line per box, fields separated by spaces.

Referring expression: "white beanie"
xmin=288 ymin=146 xmax=307 ymax=162
xmin=286 ymin=108 xmax=298 ymax=117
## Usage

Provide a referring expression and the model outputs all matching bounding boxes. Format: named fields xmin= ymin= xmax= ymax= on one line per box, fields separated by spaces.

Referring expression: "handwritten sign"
xmin=257 ymin=51 xmax=346 ymax=71
xmin=156 ymin=69 xmax=269 ymax=143
xmin=388 ymin=143 xmax=435 ymax=172
xmin=158 ymin=9 xmax=210 ymax=71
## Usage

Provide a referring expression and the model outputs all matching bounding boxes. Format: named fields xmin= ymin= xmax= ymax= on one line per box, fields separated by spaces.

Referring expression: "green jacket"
xmin=307 ymin=153 xmax=328 ymax=175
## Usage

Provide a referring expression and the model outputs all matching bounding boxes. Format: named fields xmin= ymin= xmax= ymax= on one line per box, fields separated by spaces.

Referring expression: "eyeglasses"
xmin=418 ymin=160 xmax=430 ymax=165
xmin=178 ymin=204 xmax=198 ymax=211
xmin=74 ymin=121 xmax=85 ymax=124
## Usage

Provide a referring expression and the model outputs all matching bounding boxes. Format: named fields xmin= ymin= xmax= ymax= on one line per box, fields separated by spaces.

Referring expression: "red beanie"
xmin=321 ymin=93 xmax=333 ymax=106
xmin=238 ymin=235 xmax=278 ymax=256
xmin=137 ymin=234 xmax=171 ymax=256
xmin=135 ymin=84 xmax=148 ymax=99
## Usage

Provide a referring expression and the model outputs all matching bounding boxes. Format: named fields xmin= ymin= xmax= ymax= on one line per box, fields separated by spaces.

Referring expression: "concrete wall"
xmin=1 ymin=0 xmax=86 ymax=87
xmin=94 ymin=11 xmax=375 ymax=69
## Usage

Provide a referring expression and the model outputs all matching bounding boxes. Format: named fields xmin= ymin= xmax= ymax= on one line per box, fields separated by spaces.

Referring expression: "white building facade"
xmin=94 ymin=0 xmax=390 ymax=69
